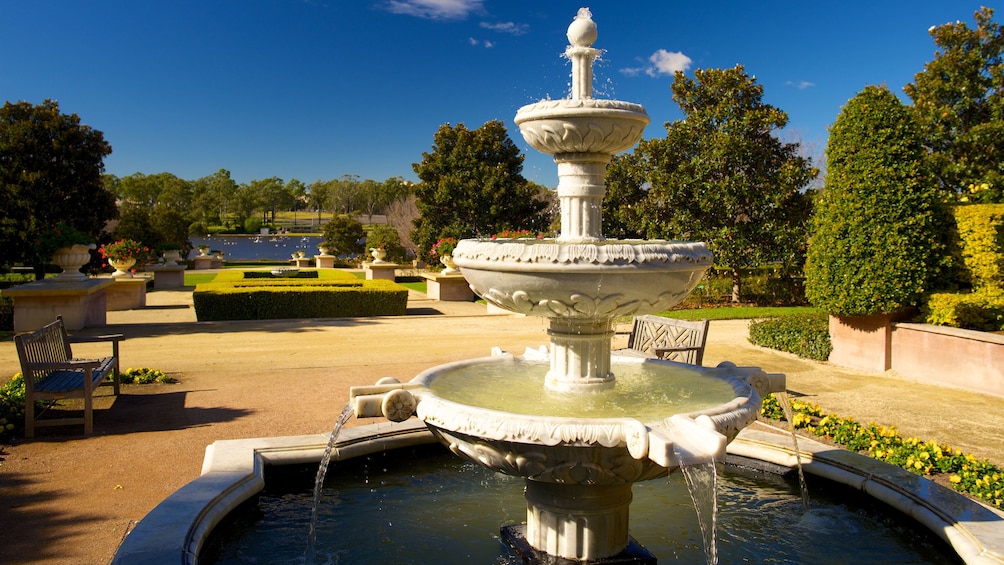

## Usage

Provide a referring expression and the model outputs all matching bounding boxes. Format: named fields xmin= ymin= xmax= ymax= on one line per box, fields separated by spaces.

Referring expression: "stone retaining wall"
xmin=890 ymin=322 xmax=1004 ymax=398
xmin=829 ymin=315 xmax=1004 ymax=398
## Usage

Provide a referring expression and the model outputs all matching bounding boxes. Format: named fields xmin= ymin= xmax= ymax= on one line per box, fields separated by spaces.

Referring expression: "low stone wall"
xmin=828 ymin=315 xmax=1004 ymax=398
xmin=891 ymin=322 xmax=1004 ymax=398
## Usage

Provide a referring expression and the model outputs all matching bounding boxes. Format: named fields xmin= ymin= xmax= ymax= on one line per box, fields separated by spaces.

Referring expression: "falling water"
xmin=304 ymin=402 xmax=355 ymax=565
xmin=679 ymin=459 xmax=719 ymax=565
xmin=774 ymin=391 xmax=811 ymax=510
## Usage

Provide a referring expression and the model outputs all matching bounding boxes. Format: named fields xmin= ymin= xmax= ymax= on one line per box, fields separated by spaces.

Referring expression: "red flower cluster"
xmin=99 ymin=239 xmax=148 ymax=263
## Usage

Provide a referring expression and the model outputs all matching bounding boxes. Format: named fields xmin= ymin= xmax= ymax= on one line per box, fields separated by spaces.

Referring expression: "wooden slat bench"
xmin=14 ymin=315 xmax=124 ymax=437
xmin=616 ymin=315 xmax=710 ymax=365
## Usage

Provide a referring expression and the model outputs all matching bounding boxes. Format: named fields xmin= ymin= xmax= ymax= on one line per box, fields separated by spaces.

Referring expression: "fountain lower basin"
xmin=350 ymin=354 xmax=783 ymax=560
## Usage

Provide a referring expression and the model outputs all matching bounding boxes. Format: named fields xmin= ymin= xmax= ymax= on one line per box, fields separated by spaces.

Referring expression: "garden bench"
xmin=617 ymin=315 xmax=709 ymax=365
xmin=14 ymin=315 xmax=124 ymax=437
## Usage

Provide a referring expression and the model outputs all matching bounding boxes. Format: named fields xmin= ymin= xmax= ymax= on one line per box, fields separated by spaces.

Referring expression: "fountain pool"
xmin=201 ymin=441 xmax=961 ymax=565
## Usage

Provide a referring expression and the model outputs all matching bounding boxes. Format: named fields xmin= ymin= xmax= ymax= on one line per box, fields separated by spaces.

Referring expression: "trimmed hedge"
xmin=193 ymin=271 xmax=408 ymax=320
xmin=922 ymin=289 xmax=1004 ymax=332
xmin=804 ymin=85 xmax=953 ymax=316
xmin=748 ymin=313 xmax=832 ymax=360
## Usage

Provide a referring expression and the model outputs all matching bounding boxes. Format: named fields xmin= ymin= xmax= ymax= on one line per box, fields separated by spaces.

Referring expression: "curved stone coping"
xmin=110 ymin=420 xmax=432 ymax=565
xmin=412 ymin=355 xmax=758 ymax=458
xmin=731 ymin=426 xmax=1004 ymax=565
xmin=111 ymin=419 xmax=1004 ymax=565
xmin=452 ymin=238 xmax=712 ymax=272
xmin=514 ymin=98 xmax=649 ymax=122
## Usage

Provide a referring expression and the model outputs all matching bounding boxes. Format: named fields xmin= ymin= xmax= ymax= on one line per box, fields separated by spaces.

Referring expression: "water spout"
xmin=305 ymin=402 xmax=354 ymax=564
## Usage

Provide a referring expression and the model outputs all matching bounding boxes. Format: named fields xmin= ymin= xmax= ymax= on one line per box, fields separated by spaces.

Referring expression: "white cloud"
xmin=645 ymin=49 xmax=692 ymax=77
xmin=480 ymin=21 xmax=529 ymax=35
xmin=384 ymin=0 xmax=483 ymax=20
xmin=785 ymin=80 xmax=816 ymax=90
xmin=620 ymin=49 xmax=692 ymax=78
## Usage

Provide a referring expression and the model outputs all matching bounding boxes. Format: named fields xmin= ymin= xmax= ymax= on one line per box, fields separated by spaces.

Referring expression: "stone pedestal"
xmin=151 ymin=265 xmax=187 ymax=289
xmin=364 ymin=262 xmax=399 ymax=281
xmin=105 ymin=275 xmax=151 ymax=311
xmin=315 ymin=255 xmax=335 ymax=269
xmin=292 ymin=257 xmax=313 ymax=268
xmin=422 ymin=272 xmax=474 ymax=301
xmin=193 ymin=256 xmax=214 ymax=270
xmin=211 ymin=258 xmax=224 ymax=268
xmin=3 ymin=278 xmax=113 ymax=331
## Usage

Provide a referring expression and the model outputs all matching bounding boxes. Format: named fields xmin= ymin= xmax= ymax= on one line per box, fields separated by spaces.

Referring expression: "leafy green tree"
xmin=604 ymin=151 xmax=648 ymax=240
xmin=904 ymin=7 xmax=1004 ymax=201
xmin=150 ymin=201 xmax=192 ymax=253
xmin=609 ymin=66 xmax=817 ymax=302
xmin=192 ymin=169 xmax=237 ymax=226
xmin=113 ymin=202 xmax=161 ymax=250
xmin=330 ymin=174 xmax=361 ymax=215
xmin=307 ymin=179 xmax=331 ymax=225
xmin=0 ymin=99 xmax=117 ymax=271
xmin=252 ymin=176 xmax=288 ymax=224
xmin=231 ymin=182 xmax=261 ymax=230
xmin=286 ymin=178 xmax=307 ymax=226
xmin=411 ymin=120 xmax=550 ymax=253
xmin=805 ymin=85 xmax=954 ymax=316
xmin=321 ymin=214 xmax=365 ymax=256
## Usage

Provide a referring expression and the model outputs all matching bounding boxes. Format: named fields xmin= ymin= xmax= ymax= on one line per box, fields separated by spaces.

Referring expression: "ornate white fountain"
xmin=352 ymin=8 xmax=784 ymax=562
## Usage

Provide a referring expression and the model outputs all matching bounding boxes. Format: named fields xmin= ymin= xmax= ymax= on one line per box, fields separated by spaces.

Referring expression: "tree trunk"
xmin=731 ymin=268 xmax=742 ymax=303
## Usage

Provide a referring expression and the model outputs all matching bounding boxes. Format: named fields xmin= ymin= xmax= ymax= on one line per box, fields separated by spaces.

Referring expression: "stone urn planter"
xmin=197 ymin=246 xmax=210 ymax=257
xmin=370 ymin=247 xmax=387 ymax=263
xmin=162 ymin=250 xmax=182 ymax=265
xmin=440 ymin=254 xmax=460 ymax=275
xmin=317 ymin=245 xmax=331 ymax=256
xmin=51 ymin=244 xmax=93 ymax=281
xmin=108 ymin=257 xmax=137 ymax=277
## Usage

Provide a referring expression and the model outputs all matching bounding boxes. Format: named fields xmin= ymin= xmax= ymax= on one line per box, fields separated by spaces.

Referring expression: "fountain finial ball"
xmin=567 ymin=7 xmax=597 ymax=47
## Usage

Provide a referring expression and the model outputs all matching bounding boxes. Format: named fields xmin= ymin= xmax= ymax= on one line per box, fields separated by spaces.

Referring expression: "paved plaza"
xmin=1 ymin=285 xmax=1002 ymax=564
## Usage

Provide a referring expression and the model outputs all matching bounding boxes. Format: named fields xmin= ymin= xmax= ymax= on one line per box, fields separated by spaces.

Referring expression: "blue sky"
xmin=2 ymin=1 xmax=990 ymax=188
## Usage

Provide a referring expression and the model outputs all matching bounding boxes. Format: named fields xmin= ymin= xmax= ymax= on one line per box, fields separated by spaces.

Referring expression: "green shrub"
xmin=321 ymin=215 xmax=366 ymax=257
xmin=243 ymin=217 xmax=263 ymax=234
xmin=921 ymin=289 xmax=1004 ymax=331
xmin=748 ymin=313 xmax=832 ymax=360
xmin=0 ymin=373 xmax=29 ymax=441
xmin=804 ymin=85 xmax=954 ymax=316
xmin=118 ymin=367 xmax=176 ymax=384
xmin=366 ymin=224 xmax=408 ymax=263
xmin=952 ymin=204 xmax=1004 ymax=291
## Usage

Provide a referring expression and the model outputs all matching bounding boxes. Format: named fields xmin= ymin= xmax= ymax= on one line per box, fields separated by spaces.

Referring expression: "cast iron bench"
xmin=14 ymin=316 xmax=124 ymax=437
xmin=617 ymin=315 xmax=710 ymax=365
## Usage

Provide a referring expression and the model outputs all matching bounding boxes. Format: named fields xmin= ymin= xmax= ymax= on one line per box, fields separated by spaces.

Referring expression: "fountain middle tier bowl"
xmin=410 ymin=355 xmax=764 ymax=485
xmin=514 ymin=98 xmax=651 ymax=156
xmin=452 ymin=238 xmax=713 ymax=318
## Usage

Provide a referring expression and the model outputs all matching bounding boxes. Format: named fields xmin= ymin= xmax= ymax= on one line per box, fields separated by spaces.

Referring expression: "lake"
xmin=190 ymin=235 xmax=326 ymax=261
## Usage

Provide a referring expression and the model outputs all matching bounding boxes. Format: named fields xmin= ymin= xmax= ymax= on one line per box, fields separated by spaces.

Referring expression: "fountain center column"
xmin=546 ymin=318 xmax=615 ymax=392
xmin=555 ymin=152 xmax=610 ymax=241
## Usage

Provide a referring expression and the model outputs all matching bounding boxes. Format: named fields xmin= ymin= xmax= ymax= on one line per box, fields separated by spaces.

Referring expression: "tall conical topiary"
xmin=805 ymin=85 xmax=952 ymax=316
